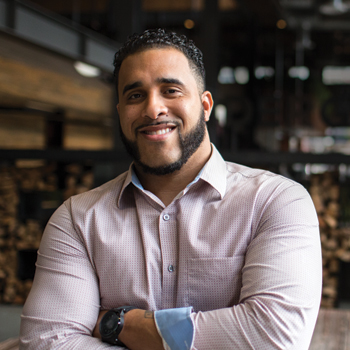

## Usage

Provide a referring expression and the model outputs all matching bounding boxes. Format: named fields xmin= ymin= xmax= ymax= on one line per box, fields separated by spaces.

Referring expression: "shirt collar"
xmin=131 ymin=165 xmax=203 ymax=192
xmin=117 ymin=143 xmax=227 ymax=207
xmin=117 ymin=164 xmax=134 ymax=207
xmin=199 ymin=144 xmax=227 ymax=199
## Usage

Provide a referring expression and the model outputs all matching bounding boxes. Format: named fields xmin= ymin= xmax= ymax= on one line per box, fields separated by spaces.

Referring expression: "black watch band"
xmin=99 ymin=305 xmax=137 ymax=346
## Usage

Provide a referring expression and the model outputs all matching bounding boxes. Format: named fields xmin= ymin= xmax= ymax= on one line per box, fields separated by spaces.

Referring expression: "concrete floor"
xmin=0 ymin=305 xmax=23 ymax=342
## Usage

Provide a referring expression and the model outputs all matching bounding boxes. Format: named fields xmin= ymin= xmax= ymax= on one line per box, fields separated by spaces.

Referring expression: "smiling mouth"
xmin=137 ymin=121 xmax=178 ymax=137
xmin=143 ymin=127 xmax=174 ymax=135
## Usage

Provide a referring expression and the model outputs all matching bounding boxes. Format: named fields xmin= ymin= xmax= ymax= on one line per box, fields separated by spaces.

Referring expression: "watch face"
xmin=101 ymin=311 xmax=121 ymax=337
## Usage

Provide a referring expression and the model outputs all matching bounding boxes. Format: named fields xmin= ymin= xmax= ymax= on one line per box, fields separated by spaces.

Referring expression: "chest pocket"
xmin=187 ymin=256 xmax=245 ymax=312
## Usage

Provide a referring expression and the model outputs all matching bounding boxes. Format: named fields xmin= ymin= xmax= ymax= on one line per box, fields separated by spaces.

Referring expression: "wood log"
xmin=309 ymin=173 xmax=346 ymax=308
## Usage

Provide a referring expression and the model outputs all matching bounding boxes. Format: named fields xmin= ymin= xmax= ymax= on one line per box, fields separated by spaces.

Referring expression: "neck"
xmin=135 ymin=140 xmax=212 ymax=206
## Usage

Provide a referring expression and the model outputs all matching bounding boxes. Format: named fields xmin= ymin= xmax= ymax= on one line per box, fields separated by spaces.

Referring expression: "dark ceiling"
xmin=25 ymin=0 xmax=350 ymax=32
xmin=23 ymin=0 xmax=350 ymax=117
xmin=24 ymin=0 xmax=350 ymax=67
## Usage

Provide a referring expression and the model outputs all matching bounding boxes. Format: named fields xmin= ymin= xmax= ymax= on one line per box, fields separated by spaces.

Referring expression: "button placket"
xmin=159 ymin=208 xmax=178 ymax=308
xmin=163 ymin=214 xmax=174 ymax=273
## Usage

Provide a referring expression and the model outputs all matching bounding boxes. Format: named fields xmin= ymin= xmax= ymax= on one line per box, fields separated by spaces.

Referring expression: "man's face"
xmin=117 ymin=48 xmax=212 ymax=175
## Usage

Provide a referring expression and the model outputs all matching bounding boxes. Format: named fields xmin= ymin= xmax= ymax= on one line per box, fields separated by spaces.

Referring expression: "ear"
xmin=201 ymin=91 xmax=214 ymax=122
xmin=117 ymin=104 xmax=120 ymax=113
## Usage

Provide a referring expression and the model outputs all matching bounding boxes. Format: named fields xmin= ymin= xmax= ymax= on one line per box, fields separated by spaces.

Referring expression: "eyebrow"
xmin=122 ymin=77 xmax=185 ymax=96
xmin=122 ymin=81 xmax=142 ymax=96
xmin=156 ymin=77 xmax=184 ymax=86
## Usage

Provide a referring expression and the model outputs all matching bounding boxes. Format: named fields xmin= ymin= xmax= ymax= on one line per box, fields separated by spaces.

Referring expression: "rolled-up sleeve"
xmin=19 ymin=201 xmax=114 ymax=349
xmin=190 ymin=184 xmax=322 ymax=349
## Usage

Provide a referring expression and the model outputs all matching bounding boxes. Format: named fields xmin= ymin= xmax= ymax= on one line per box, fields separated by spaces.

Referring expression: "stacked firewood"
xmin=63 ymin=163 xmax=94 ymax=200
xmin=0 ymin=163 xmax=94 ymax=304
xmin=309 ymin=172 xmax=350 ymax=308
xmin=0 ymin=167 xmax=27 ymax=304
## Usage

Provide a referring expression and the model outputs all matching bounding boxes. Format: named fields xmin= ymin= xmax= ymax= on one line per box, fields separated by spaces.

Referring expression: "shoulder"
xmin=224 ymin=161 xmax=310 ymax=201
xmin=225 ymin=161 xmax=296 ymax=185
xmin=223 ymin=162 xmax=318 ymax=230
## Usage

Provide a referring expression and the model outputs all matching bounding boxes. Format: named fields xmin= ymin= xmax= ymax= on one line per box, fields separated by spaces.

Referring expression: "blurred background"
xmin=1 ymin=0 xmax=350 ymax=344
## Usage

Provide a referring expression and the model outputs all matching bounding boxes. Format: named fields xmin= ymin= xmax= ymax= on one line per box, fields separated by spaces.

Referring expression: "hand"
xmin=92 ymin=309 xmax=163 ymax=350
xmin=119 ymin=309 xmax=163 ymax=350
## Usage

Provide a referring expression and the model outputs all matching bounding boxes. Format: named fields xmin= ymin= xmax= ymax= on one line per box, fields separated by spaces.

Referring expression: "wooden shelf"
xmin=0 ymin=149 xmax=131 ymax=162
xmin=221 ymin=151 xmax=350 ymax=166
xmin=0 ymin=149 xmax=349 ymax=165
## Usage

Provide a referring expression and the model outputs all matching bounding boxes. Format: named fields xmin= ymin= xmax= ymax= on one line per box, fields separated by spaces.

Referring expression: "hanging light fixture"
xmin=74 ymin=61 xmax=101 ymax=78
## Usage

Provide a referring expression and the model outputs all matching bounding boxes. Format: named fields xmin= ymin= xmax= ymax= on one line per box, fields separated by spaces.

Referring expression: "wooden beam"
xmin=0 ymin=56 xmax=113 ymax=117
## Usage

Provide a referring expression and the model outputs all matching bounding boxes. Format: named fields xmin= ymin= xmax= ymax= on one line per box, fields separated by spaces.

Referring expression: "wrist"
xmin=99 ymin=306 xmax=137 ymax=346
xmin=93 ymin=310 xmax=108 ymax=339
xmin=118 ymin=308 xmax=142 ymax=342
xmin=119 ymin=309 xmax=164 ymax=350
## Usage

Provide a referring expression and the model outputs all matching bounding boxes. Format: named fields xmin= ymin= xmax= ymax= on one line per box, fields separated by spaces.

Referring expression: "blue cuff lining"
xmin=154 ymin=307 xmax=194 ymax=350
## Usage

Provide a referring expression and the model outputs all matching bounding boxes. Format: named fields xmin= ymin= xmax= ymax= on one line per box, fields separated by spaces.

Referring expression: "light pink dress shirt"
xmin=20 ymin=145 xmax=322 ymax=349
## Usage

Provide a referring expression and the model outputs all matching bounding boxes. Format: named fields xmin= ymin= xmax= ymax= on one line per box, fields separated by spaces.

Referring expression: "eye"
xmin=165 ymin=88 xmax=180 ymax=95
xmin=129 ymin=93 xmax=143 ymax=100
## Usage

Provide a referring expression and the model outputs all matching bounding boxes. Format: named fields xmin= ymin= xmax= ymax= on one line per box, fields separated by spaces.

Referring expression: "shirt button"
xmin=163 ymin=214 xmax=170 ymax=221
xmin=168 ymin=265 xmax=175 ymax=272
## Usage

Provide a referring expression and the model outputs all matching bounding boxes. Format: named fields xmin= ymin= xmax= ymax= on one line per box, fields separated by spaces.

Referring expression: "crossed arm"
xmin=20 ymin=185 xmax=322 ymax=349
xmin=92 ymin=309 xmax=163 ymax=350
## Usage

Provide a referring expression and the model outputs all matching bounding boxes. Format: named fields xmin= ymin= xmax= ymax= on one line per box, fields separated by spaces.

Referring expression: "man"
xmin=20 ymin=28 xmax=322 ymax=349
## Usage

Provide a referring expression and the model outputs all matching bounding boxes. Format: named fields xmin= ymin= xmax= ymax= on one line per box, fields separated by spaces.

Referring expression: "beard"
xmin=119 ymin=109 xmax=206 ymax=176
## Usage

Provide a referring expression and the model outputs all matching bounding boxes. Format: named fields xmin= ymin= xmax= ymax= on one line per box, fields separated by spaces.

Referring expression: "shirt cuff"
xmin=154 ymin=307 xmax=194 ymax=350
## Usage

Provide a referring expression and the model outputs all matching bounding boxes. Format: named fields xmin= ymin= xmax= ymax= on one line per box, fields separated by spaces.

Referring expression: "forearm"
xmin=20 ymin=314 xmax=114 ymax=349
xmin=190 ymin=297 xmax=320 ymax=350
xmin=93 ymin=309 xmax=163 ymax=350
xmin=20 ymin=266 xmax=111 ymax=349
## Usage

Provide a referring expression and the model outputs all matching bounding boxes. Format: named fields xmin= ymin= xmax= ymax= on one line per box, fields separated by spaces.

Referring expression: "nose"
xmin=142 ymin=93 xmax=168 ymax=120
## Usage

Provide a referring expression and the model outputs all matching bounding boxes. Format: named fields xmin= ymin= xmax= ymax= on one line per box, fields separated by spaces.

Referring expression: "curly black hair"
xmin=113 ymin=28 xmax=206 ymax=94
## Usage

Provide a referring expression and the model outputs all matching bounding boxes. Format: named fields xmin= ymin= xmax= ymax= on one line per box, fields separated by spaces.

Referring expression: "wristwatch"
xmin=99 ymin=305 xmax=136 ymax=346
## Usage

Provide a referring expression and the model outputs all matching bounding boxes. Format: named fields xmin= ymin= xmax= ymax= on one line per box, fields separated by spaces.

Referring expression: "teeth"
xmin=146 ymin=128 xmax=172 ymax=135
